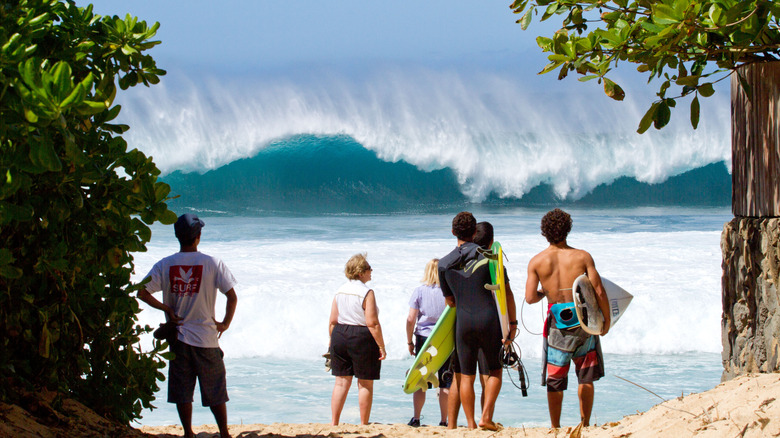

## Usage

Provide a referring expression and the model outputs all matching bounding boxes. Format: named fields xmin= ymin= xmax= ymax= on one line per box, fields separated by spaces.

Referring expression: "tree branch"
xmin=699 ymin=7 xmax=759 ymax=31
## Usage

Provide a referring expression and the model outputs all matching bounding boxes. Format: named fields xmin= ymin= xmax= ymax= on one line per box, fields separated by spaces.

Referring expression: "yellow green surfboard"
xmin=402 ymin=305 xmax=455 ymax=394
xmin=487 ymin=241 xmax=510 ymax=341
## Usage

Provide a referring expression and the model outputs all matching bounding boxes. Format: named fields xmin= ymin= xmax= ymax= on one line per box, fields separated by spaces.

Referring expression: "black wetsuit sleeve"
xmin=439 ymin=266 xmax=453 ymax=298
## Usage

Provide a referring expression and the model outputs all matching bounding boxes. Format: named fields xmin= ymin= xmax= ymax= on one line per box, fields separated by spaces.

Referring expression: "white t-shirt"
xmin=335 ymin=279 xmax=374 ymax=326
xmin=144 ymin=251 xmax=237 ymax=348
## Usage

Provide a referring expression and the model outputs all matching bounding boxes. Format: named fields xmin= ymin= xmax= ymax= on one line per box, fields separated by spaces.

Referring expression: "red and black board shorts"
xmin=545 ymin=324 xmax=605 ymax=392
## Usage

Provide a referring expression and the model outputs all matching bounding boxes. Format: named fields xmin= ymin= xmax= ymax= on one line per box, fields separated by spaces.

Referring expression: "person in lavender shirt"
xmin=405 ymin=258 xmax=451 ymax=427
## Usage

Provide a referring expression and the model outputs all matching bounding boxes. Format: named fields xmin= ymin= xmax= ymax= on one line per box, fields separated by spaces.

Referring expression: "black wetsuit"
xmin=439 ymin=242 xmax=503 ymax=375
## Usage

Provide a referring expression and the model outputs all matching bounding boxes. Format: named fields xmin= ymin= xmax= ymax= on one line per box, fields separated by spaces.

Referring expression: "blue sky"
xmin=88 ymin=1 xmax=552 ymax=74
xmin=83 ymin=1 xmax=730 ymax=117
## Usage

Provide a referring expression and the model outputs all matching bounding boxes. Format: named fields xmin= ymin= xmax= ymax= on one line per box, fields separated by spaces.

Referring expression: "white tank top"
xmin=335 ymin=280 xmax=373 ymax=326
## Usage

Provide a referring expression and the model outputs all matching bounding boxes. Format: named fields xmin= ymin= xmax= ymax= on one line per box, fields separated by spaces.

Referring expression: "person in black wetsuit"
xmin=439 ymin=212 xmax=507 ymax=430
xmin=473 ymin=221 xmax=518 ymax=418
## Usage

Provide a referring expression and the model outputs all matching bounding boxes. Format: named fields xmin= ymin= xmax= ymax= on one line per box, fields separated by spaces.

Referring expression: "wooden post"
xmin=731 ymin=62 xmax=780 ymax=217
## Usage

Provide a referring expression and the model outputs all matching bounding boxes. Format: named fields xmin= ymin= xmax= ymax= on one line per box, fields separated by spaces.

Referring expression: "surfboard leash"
xmin=501 ymin=342 xmax=529 ymax=396
xmin=519 ymin=297 xmax=544 ymax=336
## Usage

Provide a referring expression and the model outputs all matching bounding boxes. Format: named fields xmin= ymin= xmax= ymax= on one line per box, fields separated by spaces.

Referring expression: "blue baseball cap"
xmin=174 ymin=213 xmax=205 ymax=240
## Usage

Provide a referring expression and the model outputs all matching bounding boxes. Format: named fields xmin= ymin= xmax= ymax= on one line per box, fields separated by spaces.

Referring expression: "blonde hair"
xmin=420 ymin=258 xmax=439 ymax=286
xmin=344 ymin=253 xmax=371 ymax=280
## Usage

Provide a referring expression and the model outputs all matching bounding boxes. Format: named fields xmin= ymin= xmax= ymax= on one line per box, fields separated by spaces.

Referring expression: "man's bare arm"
xmin=214 ymin=288 xmax=237 ymax=338
xmin=445 ymin=295 xmax=456 ymax=307
xmin=525 ymin=262 xmax=544 ymax=304
xmin=505 ymin=281 xmax=518 ymax=343
xmin=137 ymin=288 xmax=178 ymax=321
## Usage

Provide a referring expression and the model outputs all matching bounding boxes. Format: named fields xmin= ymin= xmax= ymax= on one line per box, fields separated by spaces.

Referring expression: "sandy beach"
xmin=1 ymin=368 xmax=776 ymax=438
xmin=139 ymin=373 xmax=780 ymax=438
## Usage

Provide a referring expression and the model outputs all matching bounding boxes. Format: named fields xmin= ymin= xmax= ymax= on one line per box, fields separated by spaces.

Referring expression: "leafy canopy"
xmin=1 ymin=0 xmax=176 ymax=423
xmin=510 ymin=0 xmax=780 ymax=132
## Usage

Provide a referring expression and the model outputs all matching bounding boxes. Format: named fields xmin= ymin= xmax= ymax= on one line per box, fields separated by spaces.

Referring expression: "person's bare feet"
xmin=479 ymin=420 xmax=502 ymax=431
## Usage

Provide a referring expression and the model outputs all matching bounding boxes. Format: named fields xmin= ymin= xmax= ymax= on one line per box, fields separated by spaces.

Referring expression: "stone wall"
xmin=721 ymin=217 xmax=780 ymax=380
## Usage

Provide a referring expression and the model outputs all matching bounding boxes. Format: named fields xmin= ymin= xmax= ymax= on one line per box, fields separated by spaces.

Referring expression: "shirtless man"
xmin=525 ymin=209 xmax=610 ymax=428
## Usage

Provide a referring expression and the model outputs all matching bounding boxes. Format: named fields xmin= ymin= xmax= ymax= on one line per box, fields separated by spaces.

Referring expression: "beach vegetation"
xmin=510 ymin=0 xmax=780 ymax=132
xmin=0 ymin=0 xmax=173 ymax=424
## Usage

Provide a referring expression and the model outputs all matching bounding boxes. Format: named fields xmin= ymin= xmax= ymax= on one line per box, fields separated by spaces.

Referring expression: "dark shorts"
xmin=168 ymin=341 xmax=229 ymax=406
xmin=545 ymin=325 xmax=604 ymax=392
xmin=451 ymin=345 xmax=489 ymax=376
xmin=330 ymin=324 xmax=381 ymax=380
xmin=455 ymin=319 xmax=502 ymax=376
xmin=414 ymin=334 xmax=452 ymax=389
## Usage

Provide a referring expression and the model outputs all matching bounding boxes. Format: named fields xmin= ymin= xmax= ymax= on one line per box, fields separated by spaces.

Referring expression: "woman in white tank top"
xmin=328 ymin=253 xmax=386 ymax=425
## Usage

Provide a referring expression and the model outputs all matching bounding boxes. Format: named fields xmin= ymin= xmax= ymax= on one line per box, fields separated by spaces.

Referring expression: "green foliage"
xmin=0 ymin=0 xmax=176 ymax=424
xmin=510 ymin=0 xmax=780 ymax=132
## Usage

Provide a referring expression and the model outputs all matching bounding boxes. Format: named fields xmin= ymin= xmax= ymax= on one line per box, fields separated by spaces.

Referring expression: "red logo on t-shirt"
xmin=170 ymin=265 xmax=203 ymax=296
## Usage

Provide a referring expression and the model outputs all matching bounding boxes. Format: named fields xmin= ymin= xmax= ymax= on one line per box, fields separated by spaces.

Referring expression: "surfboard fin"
xmin=478 ymin=247 xmax=499 ymax=260
xmin=426 ymin=373 xmax=439 ymax=389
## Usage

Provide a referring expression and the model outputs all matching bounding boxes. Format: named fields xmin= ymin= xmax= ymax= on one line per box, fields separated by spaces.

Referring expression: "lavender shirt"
xmin=409 ymin=284 xmax=447 ymax=338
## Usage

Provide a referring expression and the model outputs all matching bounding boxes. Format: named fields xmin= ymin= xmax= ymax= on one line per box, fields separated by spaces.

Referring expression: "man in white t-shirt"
xmin=138 ymin=213 xmax=238 ymax=438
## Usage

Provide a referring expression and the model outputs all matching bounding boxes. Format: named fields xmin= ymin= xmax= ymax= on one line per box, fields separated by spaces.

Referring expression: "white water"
xmin=117 ymin=69 xmax=731 ymax=202
xmin=133 ymin=208 xmax=727 ymax=360
xmin=131 ymin=207 xmax=728 ymax=427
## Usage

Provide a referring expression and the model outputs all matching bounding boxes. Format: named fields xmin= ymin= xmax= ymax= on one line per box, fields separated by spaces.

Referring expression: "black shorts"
xmin=451 ymin=345 xmax=490 ymax=376
xmin=455 ymin=320 xmax=502 ymax=376
xmin=330 ymin=324 xmax=381 ymax=380
xmin=168 ymin=341 xmax=228 ymax=407
xmin=414 ymin=334 xmax=453 ymax=389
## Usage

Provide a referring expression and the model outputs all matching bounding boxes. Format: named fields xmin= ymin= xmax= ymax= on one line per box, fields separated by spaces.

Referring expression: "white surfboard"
xmin=572 ymin=274 xmax=632 ymax=335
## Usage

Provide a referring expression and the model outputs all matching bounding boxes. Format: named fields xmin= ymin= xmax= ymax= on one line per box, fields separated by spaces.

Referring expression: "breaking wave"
xmin=115 ymin=68 xmax=731 ymax=212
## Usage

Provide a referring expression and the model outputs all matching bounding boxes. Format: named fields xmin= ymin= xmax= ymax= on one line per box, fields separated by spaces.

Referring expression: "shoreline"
xmin=141 ymin=373 xmax=780 ymax=437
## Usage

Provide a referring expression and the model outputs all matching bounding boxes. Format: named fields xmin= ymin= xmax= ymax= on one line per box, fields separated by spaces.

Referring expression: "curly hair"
xmin=344 ymin=253 xmax=371 ymax=280
xmin=541 ymin=208 xmax=572 ymax=243
xmin=452 ymin=211 xmax=477 ymax=241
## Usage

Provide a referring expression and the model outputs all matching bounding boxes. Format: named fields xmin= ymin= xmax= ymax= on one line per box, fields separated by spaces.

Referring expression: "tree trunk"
xmin=722 ymin=62 xmax=780 ymax=380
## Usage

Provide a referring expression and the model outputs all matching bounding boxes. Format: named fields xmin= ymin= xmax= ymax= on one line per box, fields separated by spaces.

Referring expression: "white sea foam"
xmin=132 ymin=210 xmax=726 ymax=361
xmin=116 ymin=68 xmax=731 ymax=202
